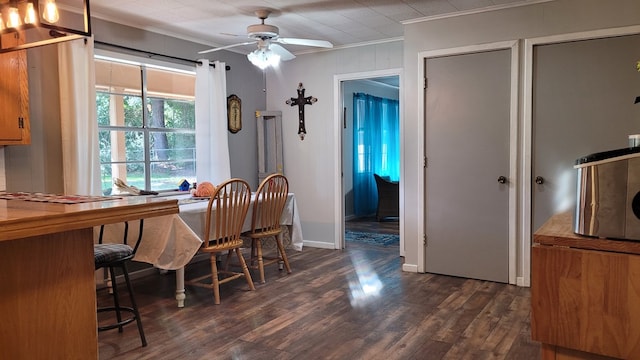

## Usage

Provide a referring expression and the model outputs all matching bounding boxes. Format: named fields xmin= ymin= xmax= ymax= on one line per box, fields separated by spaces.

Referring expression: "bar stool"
xmin=95 ymin=220 xmax=147 ymax=347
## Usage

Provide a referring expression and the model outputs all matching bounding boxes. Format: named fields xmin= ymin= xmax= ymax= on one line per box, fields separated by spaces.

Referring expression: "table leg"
xmin=176 ymin=267 xmax=186 ymax=308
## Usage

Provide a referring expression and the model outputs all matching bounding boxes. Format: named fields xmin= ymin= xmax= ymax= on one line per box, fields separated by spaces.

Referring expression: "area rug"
xmin=345 ymin=230 xmax=399 ymax=247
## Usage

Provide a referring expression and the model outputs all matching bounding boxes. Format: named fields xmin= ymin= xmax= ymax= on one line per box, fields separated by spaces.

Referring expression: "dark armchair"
xmin=373 ymin=174 xmax=399 ymax=221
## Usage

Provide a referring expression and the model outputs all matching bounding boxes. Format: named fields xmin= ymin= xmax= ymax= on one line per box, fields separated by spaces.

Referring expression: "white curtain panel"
xmin=195 ymin=60 xmax=231 ymax=186
xmin=58 ymin=37 xmax=101 ymax=196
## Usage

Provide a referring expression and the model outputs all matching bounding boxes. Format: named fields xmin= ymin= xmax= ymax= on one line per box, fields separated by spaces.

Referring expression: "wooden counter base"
xmin=0 ymin=196 xmax=179 ymax=359
xmin=532 ymin=212 xmax=640 ymax=360
xmin=540 ymin=344 xmax=619 ymax=360
xmin=532 ymin=244 xmax=639 ymax=359
xmin=0 ymin=229 xmax=97 ymax=359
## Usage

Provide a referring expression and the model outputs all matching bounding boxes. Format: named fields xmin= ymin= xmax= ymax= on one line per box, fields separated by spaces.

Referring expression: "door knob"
xmin=535 ymin=176 xmax=544 ymax=185
xmin=497 ymin=176 xmax=507 ymax=184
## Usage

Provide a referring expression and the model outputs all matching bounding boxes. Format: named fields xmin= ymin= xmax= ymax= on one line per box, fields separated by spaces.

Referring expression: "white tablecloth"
xmin=97 ymin=193 xmax=303 ymax=270
xmin=97 ymin=192 xmax=303 ymax=307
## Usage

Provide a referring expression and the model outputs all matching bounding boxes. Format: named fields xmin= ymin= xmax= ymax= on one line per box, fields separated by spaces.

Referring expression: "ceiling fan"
xmin=198 ymin=10 xmax=333 ymax=69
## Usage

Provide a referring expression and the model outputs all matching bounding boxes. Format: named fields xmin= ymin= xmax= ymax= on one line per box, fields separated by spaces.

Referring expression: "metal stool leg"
xmin=97 ymin=261 xmax=147 ymax=347
xmin=121 ymin=261 xmax=147 ymax=347
xmin=107 ymin=266 xmax=124 ymax=332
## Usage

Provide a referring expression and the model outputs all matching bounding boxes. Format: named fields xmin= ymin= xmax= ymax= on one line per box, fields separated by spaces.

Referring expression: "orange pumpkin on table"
xmin=190 ymin=181 xmax=216 ymax=197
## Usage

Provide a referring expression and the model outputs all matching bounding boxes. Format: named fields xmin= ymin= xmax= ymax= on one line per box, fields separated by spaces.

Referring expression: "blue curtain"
xmin=353 ymin=92 xmax=400 ymax=216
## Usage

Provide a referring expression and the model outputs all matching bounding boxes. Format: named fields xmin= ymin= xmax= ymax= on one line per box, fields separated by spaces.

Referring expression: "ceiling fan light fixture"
xmin=199 ymin=9 xmax=329 ymax=63
xmin=267 ymin=50 xmax=280 ymax=66
xmin=247 ymin=48 xmax=280 ymax=69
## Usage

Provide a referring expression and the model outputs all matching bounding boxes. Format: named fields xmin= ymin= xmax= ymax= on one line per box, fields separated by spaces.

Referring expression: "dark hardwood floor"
xmin=345 ymin=215 xmax=399 ymax=235
xmin=98 ymin=231 xmax=540 ymax=359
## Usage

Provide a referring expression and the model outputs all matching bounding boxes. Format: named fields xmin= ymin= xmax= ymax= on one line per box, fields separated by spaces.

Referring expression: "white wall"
xmin=266 ymin=41 xmax=403 ymax=249
xmin=402 ymin=0 xmax=640 ymax=276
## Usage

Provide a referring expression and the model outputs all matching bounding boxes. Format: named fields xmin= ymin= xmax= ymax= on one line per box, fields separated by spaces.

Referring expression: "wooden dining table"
xmin=99 ymin=192 xmax=303 ymax=307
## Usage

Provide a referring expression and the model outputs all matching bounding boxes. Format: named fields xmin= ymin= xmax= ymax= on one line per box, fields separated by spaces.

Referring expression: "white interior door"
xmin=532 ymin=34 xmax=640 ymax=232
xmin=425 ymin=49 xmax=511 ymax=283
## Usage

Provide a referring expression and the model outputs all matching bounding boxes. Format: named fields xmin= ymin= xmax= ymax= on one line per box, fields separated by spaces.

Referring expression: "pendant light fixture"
xmin=0 ymin=0 xmax=91 ymax=53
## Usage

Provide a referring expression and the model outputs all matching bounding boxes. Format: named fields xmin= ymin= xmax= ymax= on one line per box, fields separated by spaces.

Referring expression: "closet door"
xmin=425 ymin=49 xmax=511 ymax=283
xmin=532 ymin=34 xmax=640 ymax=232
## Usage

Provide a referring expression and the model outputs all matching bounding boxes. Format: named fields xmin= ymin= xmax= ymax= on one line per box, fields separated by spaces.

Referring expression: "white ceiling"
xmin=83 ymin=0 xmax=546 ymax=55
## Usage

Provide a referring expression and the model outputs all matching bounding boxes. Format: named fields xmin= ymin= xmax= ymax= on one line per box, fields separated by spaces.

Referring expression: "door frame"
xmin=522 ymin=24 xmax=640 ymax=287
xmin=419 ymin=40 xmax=519 ymax=284
xmin=333 ymin=68 xmax=404 ymax=254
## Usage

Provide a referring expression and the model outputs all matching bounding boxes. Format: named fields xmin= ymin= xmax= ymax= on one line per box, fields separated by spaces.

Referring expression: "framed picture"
xmin=227 ymin=94 xmax=242 ymax=133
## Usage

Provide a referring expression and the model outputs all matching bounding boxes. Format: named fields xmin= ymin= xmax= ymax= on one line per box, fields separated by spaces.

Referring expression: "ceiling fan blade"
xmin=198 ymin=41 xmax=257 ymax=54
xmin=276 ymin=37 xmax=333 ymax=48
xmin=270 ymin=44 xmax=296 ymax=61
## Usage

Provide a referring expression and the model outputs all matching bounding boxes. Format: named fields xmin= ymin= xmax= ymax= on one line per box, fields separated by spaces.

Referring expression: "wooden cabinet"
xmin=532 ymin=212 xmax=640 ymax=359
xmin=0 ymin=33 xmax=30 ymax=145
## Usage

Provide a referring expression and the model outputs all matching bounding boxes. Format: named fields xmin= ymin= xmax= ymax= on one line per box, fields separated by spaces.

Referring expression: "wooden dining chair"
xmin=246 ymin=173 xmax=292 ymax=284
xmin=185 ymin=178 xmax=255 ymax=304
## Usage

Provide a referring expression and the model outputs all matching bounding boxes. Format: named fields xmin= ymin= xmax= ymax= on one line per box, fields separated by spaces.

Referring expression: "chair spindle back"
xmin=251 ymin=174 xmax=289 ymax=234
xmin=203 ymin=178 xmax=251 ymax=248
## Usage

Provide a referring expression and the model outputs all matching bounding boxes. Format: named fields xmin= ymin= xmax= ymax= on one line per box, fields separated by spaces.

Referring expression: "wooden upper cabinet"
xmin=0 ymin=32 xmax=30 ymax=145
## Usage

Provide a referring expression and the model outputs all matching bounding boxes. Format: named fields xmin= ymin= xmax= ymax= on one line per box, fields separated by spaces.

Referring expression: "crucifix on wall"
xmin=286 ymin=82 xmax=317 ymax=140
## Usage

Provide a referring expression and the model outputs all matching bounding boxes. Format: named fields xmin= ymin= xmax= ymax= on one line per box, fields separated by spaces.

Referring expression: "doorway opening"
xmin=338 ymin=72 xmax=401 ymax=252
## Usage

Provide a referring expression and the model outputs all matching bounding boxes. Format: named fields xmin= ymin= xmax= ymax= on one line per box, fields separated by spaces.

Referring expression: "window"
xmin=353 ymin=92 xmax=400 ymax=180
xmin=352 ymin=92 xmax=400 ymax=216
xmin=95 ymin=57 xmax=196 ymax=195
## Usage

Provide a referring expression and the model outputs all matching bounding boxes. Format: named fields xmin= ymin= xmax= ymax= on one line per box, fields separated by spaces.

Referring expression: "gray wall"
xmin=5 ymin=45 xmax=63 ymax=193
xmin=4 ymin=17 xmax=265 ymax=192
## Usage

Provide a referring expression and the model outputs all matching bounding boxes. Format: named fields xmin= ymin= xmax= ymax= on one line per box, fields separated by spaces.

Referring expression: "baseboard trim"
xmin=402 ymin=263 xmax=418 ymax=273
xmin=516 ymin=276 xmax=529 ymax=287
xmin=303 ymin=240 xmax=337 ymax=249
